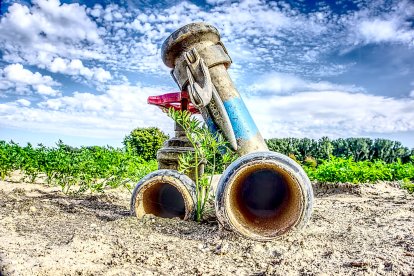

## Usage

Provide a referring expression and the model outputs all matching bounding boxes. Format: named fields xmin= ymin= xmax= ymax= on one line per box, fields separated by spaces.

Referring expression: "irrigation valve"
xmin=131 ymin=23 xmax=314 ymax=241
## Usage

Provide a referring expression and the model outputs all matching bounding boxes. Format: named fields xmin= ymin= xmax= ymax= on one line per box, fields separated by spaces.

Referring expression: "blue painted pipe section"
xmin=205 ymin=115 xmax=219 ymax=135
xmin=223 ymin=97 xmax=259 ymax=141
xmin=205 ymin=115 xmax=228 ymax=154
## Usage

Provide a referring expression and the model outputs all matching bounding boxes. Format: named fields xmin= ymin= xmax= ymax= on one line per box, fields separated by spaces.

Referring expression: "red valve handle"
xmin=147 ymin=91 xmax=199 ymax=114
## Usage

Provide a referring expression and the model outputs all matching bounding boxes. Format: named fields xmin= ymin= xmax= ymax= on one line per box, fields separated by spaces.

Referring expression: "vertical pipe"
xmin=162 ymin=23 xmax=268 ymax=155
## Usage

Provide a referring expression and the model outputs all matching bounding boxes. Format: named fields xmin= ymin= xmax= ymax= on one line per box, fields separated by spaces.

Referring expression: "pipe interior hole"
xmin=143 ymin=182 xmax=186 ymax=219
xmin=229 ymin=166 xmax=302 ymax=236
xmin=241 ymin=169 xmax=287 ymax=217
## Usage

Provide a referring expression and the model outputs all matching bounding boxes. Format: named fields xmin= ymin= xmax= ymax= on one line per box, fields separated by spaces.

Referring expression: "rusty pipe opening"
xmin=226 ymin=164 xmax=303 ymax=237
xmin=131 ymin=170 xmax=196 ymax=220
xmin=216 ymin=152 xmax=313 ymax=240
xmin=141 ymin=181 xmax=186 ymax=219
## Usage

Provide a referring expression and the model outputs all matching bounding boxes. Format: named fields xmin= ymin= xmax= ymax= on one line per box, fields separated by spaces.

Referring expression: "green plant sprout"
xmin=168 ymin=108 xmax=237 ymax=222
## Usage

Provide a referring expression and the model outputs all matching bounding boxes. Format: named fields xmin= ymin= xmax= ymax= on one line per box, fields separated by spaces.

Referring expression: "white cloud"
xmin=0 ymin=0 xmax=107 ymax=82
xmin=48 ymin=58 xmax=111 ymax=82
xmin=4 ymin=0 xmax=411 ymax=82
xmin=248 ymin=73 xmax=364 ymax=95
xmin=356 ymin=19 xmax=414 ymax=45
xmin=358 ymin=20 xmax=399 ymax=43
xmin=88 ymin=0 xmax=332 ymax=75
xmin=16 ymin=99 xmax=31 ymax=107
xmin=3 ymin=64 xmax=56 ymax=86
xmin=349 ymin=0 xmax=414 ymax=46
xmin=0 ymin=0 xmax=102 ymax=45
xmin=0 ymin=84 xmax=173 ymax=138
xmin=34 ymin=84 xmax=60 ymax=97
xmin=244 ymin=90 xmax=414 ymax=139
xmin=2 ymin=81 xmax=413 ymax=142
xmin=206 ymin=0 xmax=229 ymax=4
xmin=248 ymin=73 xmax=304 ymax=94
xmin=244 ymin=70 xmax=414 ymax=138
xmin=0 ymin=63 xmax=60 ymax=97
xmin=1 ymin=0 xmax=414 ymax=145
xmin=93 ymin=68 xmax=112 ymax=83
xmin=3 ymin=64 xmax=54 ymax=85
xmin=1 ymin=0 xmax=413 ymax=82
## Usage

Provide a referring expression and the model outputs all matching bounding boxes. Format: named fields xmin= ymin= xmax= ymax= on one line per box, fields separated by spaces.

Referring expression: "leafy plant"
xmin=0 ymin=140 xmax=157 ymax=194
xmin=123 ymin=127 xmax=168 ymax=161
xmin=303 ymin=156 xmax=317 ymax=168
xmin=401 ymin=179 xmax=414 ymax=193
xmin=167 ymin=108 xmax=237 ymax=222
xmin=0 ymin=141 xmax=15 ymax=180
xmin=266 ymin=137 xmax=412 ymax=163
xmin=1 ymin=133 xmax=413 ymax=196
xmin=302 ymin=156 xmax=414 ymax=184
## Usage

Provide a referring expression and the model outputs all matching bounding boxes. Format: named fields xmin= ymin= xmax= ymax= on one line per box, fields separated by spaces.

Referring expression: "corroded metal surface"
xmin=130 ymin=169 xmax=196 ymax=220
xmin=151 ymin=90 xmax=204 ymax=181
xmin=183 ymin=47 xmax=237 ymax=150
xmin=215 ymin=151 xmax=314 ymax=241
xmin=157 ymin=122 xmax=204 ymax=181
xmin=172 ymin=44 xmax=231 ymax=90
xmin=162 ymin=23 xmax=220 ymax=68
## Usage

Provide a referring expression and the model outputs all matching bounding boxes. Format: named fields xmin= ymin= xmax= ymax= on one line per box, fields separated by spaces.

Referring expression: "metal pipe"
xmin=130 ymin=169 xmax=196 ymax=220
xmin=215 ymin=152 xmax=313 ymax=240
xmin=162 ymin=23 xmax=268 ymax=155
xmin=162 ymin=23 xmax=313 ymax=240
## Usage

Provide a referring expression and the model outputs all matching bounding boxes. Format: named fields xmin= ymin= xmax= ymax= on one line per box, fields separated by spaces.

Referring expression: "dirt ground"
xmin=0 ymin=177 xmax=413 ymax=276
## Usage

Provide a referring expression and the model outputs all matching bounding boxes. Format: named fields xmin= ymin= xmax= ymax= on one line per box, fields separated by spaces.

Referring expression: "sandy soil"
xmin=0 ymin=179 xmax=413 ymax=276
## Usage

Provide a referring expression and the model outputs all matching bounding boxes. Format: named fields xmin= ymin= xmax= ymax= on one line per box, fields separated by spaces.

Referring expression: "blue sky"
xmin=0 ymin=0 xmax=413 ymax=148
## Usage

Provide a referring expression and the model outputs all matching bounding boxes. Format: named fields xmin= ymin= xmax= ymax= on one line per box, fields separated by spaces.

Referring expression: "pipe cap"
xmin=161 ymin=22 xmax=220 ymax=68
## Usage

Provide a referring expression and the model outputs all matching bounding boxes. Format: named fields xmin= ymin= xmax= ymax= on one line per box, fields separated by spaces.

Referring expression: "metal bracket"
xmin=171 ymin=43 xmax=232 ymax=90
xmin=184 ymin=48 xmax=213 ymax=108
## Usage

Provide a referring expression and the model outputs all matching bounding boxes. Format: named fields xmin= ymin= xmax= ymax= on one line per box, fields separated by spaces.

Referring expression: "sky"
xmin=0 ymin=0 xmax=413 ymax=148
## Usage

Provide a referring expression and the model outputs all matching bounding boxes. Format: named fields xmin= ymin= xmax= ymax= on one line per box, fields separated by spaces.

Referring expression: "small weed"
xmin=401 ymin=179 xmax=414 ymax=193
xmin=168 ymin=108 xmax=237 ymax=222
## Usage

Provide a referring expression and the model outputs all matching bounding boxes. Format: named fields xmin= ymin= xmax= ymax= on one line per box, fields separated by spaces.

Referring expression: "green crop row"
xmin=0 ymin=140 xmax=157 ymax=194
xmin=267 ymin=137 xmax=413 ymax=163
xmin=302 ymin=156 xmax=414 ymax=192
xmin=1 ymin=139 xmax=414 ymax=194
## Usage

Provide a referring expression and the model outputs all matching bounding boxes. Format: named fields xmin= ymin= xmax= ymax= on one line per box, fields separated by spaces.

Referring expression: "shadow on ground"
xmin=36 ymin=192 xmax=131 ymax=221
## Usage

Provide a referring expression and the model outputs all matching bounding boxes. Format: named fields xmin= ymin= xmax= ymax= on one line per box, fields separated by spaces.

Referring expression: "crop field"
xmin=0 ymin=140 xmax=157 ymax=194
xmin=1 ymin=137 xmax=413 ymax=195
